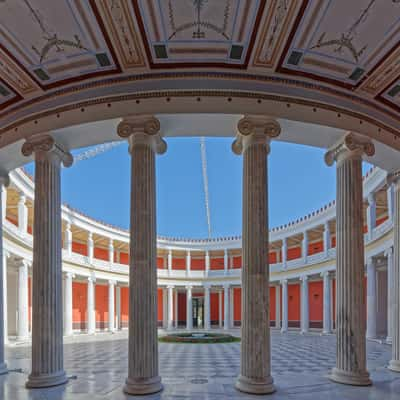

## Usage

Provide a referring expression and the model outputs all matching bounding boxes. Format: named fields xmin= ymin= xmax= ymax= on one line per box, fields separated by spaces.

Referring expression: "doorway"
xmin=192 ymin=297 xmax=204 ymax=328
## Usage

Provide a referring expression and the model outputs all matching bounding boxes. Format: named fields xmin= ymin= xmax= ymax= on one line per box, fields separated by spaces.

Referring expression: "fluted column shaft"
xmin=300 ymin=276 xmax=309 ymax=334
xmin=223 ymin=284 xmax=230 ymax=330
xmin=281 ymin=280 xmax=288 ymax=332
xmin=275 ymin=285 xmax=281 ymax=329
xmin=186 ymin=286 xmax=193 ymax=330
xmin=325 ymin=133 xmax=373 ymax=386
xmin=116 ymin=286 xmax=121 ymax=330
xmin=108 ymin=281 xmax=115 ymax=332
xmin=322 ymin=272 xmax=332 ymax=334
xmin=204 ymin=285 xmax=210 ymax=330
xmin=366 ymin=258 xmax=377 ymax=339
xmin=389 ymin=175 xmax=400 ymax=371
xmin=386 ymin=247 xmax=393 ymax=343
xmin=64 ymin=272 xmax=74 ymax=336
xmin=167 ymin=286 xmax=174 ymax=330
xmin=118 ymin=116 xmax=166 ymax=395
xmin=0 ymin=175 xmax=8 ymax=375
xmin=233 ymin=116 xmax=280 ymax=394
xmin=87 ymin=277 xmax=96 ymax=334
xmin=17 ymin=260 xmax=29 ymax=340
xmin=22 ymin=135 xmax=72 ymax=388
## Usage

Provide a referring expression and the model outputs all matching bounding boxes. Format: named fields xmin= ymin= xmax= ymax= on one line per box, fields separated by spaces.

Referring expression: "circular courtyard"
xmin=2 ymin=330 xmax=397 ymax=399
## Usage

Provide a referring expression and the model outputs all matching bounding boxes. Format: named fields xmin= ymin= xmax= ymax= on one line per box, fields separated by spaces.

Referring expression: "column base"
xmin=386 ymin=336 xmax=392 ymax=344
xmin=322 ymin=330 xmax=332 ymax=335
xmin=0 ymin=363 xmax=7 ymax=375
xmin=388 ymin=360 xmax=400 ymax=372
xmin=235 ymin=374 xmax=275 ymax=395
xmin=26 ymin=370 xmax=68 ymax=388
xmin=123 ymin=376 xmax=163 ymax=395
xmin=280 ymin=328 xmax=287 ymax=333
xmin=329 ymin=368 xmax=371 ymax=386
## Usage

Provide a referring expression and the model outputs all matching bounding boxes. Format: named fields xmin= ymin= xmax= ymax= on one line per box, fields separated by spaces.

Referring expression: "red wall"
xmin=308 ymin=240 xmax=323 ymax=255
xmin=157 ymin=257 xmax=164 ymax=269
xmin=94 ymin=247 xmax=108 ymax=261
xmin=121 ymin=287 xmax=129 ymax=325
xmin=95 ymin=284 xmax=108 ymax=325
xmin=72 ymin=282 xmax=87 ymax=328
xmin=191 ymin=258 xmax=205 ymax=270
xmin=288 ymin=284 xmax=300 ymax=325
xmin=173 ymin=258 xmax=185 ymax=270
xmin=233 ymin=288 xmax=241 ymax=323
xmin=309 ymin=281 xmax=323 ymax=326
xmin=72 ymin=242 xmax=87 ymax=256
xmin=287 ymin=247 xmax=301 ymax=261
xmin=211 ymin=257 xmax=224 ymax=270
xmin=178 ymin=292 xmax=186 ymax=322
xmin=268 ymin=252 xmax=277 ymax=264
xmin=233 ymin=256 xmax=242 ymax=269
xmin=157 ymin=289 xmax=163 ymax=322
xmin=270 ymin=286 xmax=276 ymax=322
xmin=210 ymin=292 xmax=219 ymax=322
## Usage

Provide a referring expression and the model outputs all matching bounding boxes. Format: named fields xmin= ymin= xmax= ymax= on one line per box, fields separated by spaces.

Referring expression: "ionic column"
xmin=174 ymin=289 xmax=178 ymax=328
xmin=219 ymin=290 xmax=223 ymax=328
xmin=233 ymin=115 xmax=280 ymax=394
xmin=281 ymin=279 xmax=288 ymax=333
xmin=87 ymin=232 xmax=94 ymax=264
xmin=325 ymin=132 xmax=373 ymax=385
xmin=63 ymin=272 xmax=74 ymax=336
xmin=0 ymin=174 xmax=8 ymax=375
xmin=300 ymin=276 xmax=309 ymax=334
xmin=389 ymin=172 xmax=400 ymax=371
xmin=302 ymin=232 xmax=308 ymax=263
xmin=22 ymin=135 xmax=72 ymax=388
xmin=205 ymin=251 xmax=210 ymax=276
xmin=275 ymin=284 xmax=281 ymax=329
xmin=167 ymin=285 xmax=174 ymax=330
xmin=18 ymin=193 xmax=28 ymax=235
xmin=87 ymin=276 xmax=96 ymax=334
xmin=282 ymin=238 xmax=287 ymax=269
xmin=64 ymin=223 xmax=72 ymax=256
xmin=186 ymin=251 xmax=191 ymax=276
xmin=186 ymin=286 xmax=193 ymax=330
xmin=224 ymin=249 xmax=228 ymax=275
xmin=223 ymin=284 xmax=230 ymax=330
xmin=17 ymin=259 xmax=29 ymax=340
xmin=167 ymin=249 xmax=172 ymax=275
xmin=321 ymin=271 xmax=332 ymax=334
xmin=366 ymin=257 xmax=377 ymax=339
xmin=116 ymin=286 xmax=121 ymax=330
xmin=324 ymin=221 xmax=331 ymax=257
xmin=204 ymin=284 xmax=210 ymax=330
xmin=108 ymin=280 xmax=115 ymax=332
xmin=385 ymin=247 xmax=393 ymax=343
xmin=118 ymin=115 xmax=166 ymax=394
xmin=367 ymin=193 xmax=376 ymax=241
xmin=387 ymin=184 xmax=394 ymax=223
xmin=108 ymin=239 xmax=114 ymax=264
xmin=2 ymin=250 xmax=8 ymax=347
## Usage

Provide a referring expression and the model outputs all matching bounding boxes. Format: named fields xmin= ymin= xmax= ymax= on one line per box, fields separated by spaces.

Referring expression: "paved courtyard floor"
xmin=2 ymin=330 xmax=400 ymax=399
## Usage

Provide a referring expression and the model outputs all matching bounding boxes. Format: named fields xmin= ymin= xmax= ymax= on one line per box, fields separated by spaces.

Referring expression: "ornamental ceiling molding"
xmin=133 ymin=0 xmax=266 ymax=68
xmin=1 ymin=71 xmax=400 ymax=124
xmin=0 ymin=89 xmax=398 ymax=143
xmin=0 ymin=0 xmax=122 ymax=91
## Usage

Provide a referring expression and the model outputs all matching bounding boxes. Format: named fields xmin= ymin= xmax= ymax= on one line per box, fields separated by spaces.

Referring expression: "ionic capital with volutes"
xmin=22 ymin=134 xmax=73 ymax=167
xmin=117 ymin=115 xmax=167 ymax=155
xmin=324 ymin=132 xmax=375 ymax=166
xmin=232 ymin=115 xmax=281 ymax=155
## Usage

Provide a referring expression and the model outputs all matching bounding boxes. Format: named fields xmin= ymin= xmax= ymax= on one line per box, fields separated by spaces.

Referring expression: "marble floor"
xmin=2 ymin=330 xmax=400 ymax=399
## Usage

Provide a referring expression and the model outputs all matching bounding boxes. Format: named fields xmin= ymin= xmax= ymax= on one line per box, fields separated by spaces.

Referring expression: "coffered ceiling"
xmin=1 ymin=0 xmax=400 ymax=152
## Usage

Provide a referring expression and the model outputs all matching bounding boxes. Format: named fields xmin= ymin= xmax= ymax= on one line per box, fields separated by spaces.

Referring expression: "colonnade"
xmin=0 ymin=116 xmax=399 ymax=395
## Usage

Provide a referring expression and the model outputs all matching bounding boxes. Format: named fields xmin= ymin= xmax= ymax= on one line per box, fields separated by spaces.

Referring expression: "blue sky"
xmin=26 ymin=138 xmax=371 ymax=238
